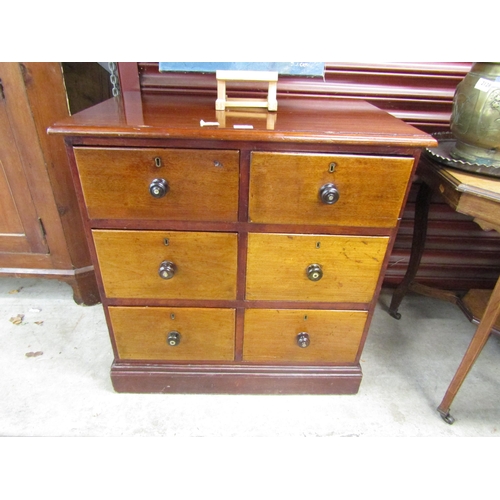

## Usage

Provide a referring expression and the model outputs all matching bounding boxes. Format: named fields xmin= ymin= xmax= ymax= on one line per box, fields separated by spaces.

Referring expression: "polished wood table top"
xmin=419 ymin=160 xmax=500 ymax=232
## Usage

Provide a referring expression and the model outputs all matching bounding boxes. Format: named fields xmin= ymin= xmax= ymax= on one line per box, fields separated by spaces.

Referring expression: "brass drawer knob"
xmin=159 ymin=260 xmax=176 ymax=279
xmin=167 ymin=330 xmax=181 ymax=346
xmin=306 ymin=263 xmax=323 ymax=281
xmin=297 ymin=332 xmax=310 ymax=348
xmin=319 ymin=183 xmax=339 ymax=204
xmin=149 ymin=178 xmax=169 ymax=198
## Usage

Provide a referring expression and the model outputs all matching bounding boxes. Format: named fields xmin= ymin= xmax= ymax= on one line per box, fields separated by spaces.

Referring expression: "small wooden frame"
xmin=216 ymin=70 xmax=278 ymax=111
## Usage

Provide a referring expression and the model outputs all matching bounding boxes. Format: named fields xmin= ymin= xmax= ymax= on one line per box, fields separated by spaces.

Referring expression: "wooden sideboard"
xmin=0 ymin=62 xmax=103 ymax=304
xmin=50 ymin=91 xmax=435 ymax=393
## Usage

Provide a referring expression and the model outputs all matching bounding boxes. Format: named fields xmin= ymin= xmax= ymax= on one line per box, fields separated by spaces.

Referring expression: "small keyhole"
xmin=155 ymin=157 xmax=162 ymax=167
xmin=329 ymin=162 xmax=336 ymax=173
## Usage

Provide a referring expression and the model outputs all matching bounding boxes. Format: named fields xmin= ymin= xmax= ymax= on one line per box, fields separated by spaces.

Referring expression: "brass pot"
xmin=450 ymin=62 xmax=500 ymax=167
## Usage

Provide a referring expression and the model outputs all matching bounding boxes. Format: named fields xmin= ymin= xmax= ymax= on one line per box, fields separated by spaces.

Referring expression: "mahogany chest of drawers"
xmin=50 ymin=93 xmax=435 ymax=394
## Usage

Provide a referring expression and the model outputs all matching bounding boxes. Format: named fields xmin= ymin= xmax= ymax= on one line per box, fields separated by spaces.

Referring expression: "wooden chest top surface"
xmin=49 ymin=93 xmax=437 ymax=148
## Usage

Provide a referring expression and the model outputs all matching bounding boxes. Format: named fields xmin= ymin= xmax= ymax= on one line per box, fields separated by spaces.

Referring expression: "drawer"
xmin=246 ymin=233 xmax=388 ymax=302
xmin=248 ymin=152 xmax=414 ymax=227
xmin=93 ymin=230 xmax=238 ymax=299
xmin=243 ymin=309 xmax=367 ymax=362
xmin=109 ymin=306 xmax=235 ymax=361
xmin=74 ymin=147 xmax=239 ymax=221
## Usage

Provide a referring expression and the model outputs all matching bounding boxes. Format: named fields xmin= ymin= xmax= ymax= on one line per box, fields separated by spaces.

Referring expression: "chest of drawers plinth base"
xmin=110 ymin=362 xmax=362 ymax=394
xmin=50 ymin=94 xmax=436 ymax=395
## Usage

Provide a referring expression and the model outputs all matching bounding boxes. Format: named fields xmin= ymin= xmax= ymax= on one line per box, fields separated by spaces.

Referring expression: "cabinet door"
xmin=0 ymin=83 xmax=48 ymax=255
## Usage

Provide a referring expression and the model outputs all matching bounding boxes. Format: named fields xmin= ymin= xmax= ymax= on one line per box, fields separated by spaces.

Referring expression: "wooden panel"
xmin=74 ymin=147 xmax=239 ymax=221
xmin=0 ymin=66 xmax=48 ymax=255
xmin=249 ymin=152 xmax=414 ymax=227
xmin=246 ymin=233 xmax=389 ymax=302
xmin=0 ymin=160 xmax=24 ymax=235
xmin=243 ymin=309 xmax=367 ymax=362
xmin=93 ymin=230 xmax=238 ymax=299
xmin=109 ymin=306 xmax=235 ymax=361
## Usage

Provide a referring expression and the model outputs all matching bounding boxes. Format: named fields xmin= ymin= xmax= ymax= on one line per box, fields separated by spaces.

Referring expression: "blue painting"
xmin=159 ymin=62 xmax=324 ymax=77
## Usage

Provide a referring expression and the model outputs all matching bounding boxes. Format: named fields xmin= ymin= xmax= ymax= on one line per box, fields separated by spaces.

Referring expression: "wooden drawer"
xmin=93 ymin=230 xmax=238 ymax=299
xmin=246 ymin=233 xmax=389 ymax=302
xmin=249 ymin=152 xmax=414 ymax=227
xmin=109 ymin=306 xmax=235 ymax=361
xmin=243 ymin=309 xmax=367 ymax=362
xmin=74 ymin=147 xmax=239 ymax=221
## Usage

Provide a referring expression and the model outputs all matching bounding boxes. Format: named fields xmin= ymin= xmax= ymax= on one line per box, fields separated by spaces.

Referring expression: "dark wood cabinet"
xmin=0 ymin=62 xmax=101 ymax=304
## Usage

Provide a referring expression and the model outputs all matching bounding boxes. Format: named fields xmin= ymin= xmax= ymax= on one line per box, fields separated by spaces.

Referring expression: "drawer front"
xmin=109 ymin=306 xmax=235 ymax=361
xmin=93 ymin=230 xmax=238 ymax=299
xmin=246 ymin=233 xmax=389 ymax=302
xmin=243 ymin=309 xmax=367 ymax=362
xmin=249 ymin=152 xmax=414 ymax=227
xmin=74 ymin=147 xmax=239 ymax=221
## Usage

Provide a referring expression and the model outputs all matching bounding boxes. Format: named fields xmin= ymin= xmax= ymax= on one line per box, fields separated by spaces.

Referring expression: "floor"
xmin=1 ymin=276 xmax=500 ymax=438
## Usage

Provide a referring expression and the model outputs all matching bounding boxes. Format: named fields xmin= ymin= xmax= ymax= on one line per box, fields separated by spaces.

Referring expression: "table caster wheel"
xmin=438 ymin=410 xmax=455 ymax=425
xmin=389 ymin=310 xmax=401 ymax=320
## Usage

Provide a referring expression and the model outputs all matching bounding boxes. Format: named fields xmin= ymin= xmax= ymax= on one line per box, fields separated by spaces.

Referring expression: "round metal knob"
xmin=149 ymin=178 xmax=169 ymax=198
xmin=159 ymin=260 xmax=176 ymax=279
xmin=297 ymin=332 xmax=310 ymax=348
xmin=319 ymin=183 xmax=339 ymax=205
xmin=306 ymin=263 xmax=323 ymax=281
xmin=167 ymin=331 xmax=181 ymax=346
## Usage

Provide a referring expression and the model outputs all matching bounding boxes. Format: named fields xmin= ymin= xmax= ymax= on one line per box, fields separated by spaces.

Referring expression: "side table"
xmin=389 ymin=149 xmax=500 ymax=424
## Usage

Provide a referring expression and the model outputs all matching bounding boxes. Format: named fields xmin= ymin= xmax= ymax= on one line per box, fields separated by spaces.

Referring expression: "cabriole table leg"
xmin=389 ymin=181 xmax=433 ymax=319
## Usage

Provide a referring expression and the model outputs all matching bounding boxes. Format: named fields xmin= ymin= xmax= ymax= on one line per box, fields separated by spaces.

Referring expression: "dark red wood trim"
xmin=234 ymin=308 xmax=244 ymax=362
xmin=87 ymin=219 xmax=394 ymax=237
xmin=111 ymin=361 xmax=363 ymax=394
xmin=104 ymin=298 xmax=370 ymax=310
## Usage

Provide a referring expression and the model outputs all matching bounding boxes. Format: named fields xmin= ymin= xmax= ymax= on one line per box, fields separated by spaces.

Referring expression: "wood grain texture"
xmin=246 ymin=233 xmax=389 ymax=302
xmin=0 ymin=64 xmax=49 ymax=255
xmin=109 ymin=306 xmax=235 ymax=361
xmin=249 ymin=152 xmax=414 ymax=227
xmin=93 ymin=230 xmax=238 ymax=299
xmin=74 ymin=147 xmax=239 ymax=221
xmin=243 ymin=309 xmax=367 ymax=362
xmin=49 ymin=93 xmax=436 ymax=148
